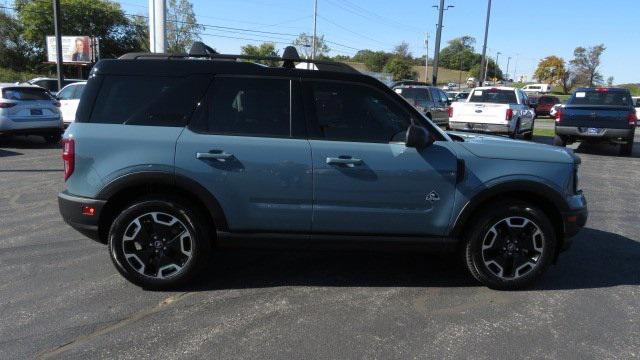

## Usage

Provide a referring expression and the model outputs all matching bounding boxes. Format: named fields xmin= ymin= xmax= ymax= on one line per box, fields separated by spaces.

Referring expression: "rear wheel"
xmin=620 ymin=140 xmax=633 ymax=156
xmin=553 ymin=135 xmax=566 ymax=147
xmin=108 ymin=196 xmax=212 ymax=289
xmin=523 ymin=120 xmax=534 ymax=140
xmin=509 ymin=120 xmax=520 ymax=139
xmin=463 ymin=201 xmax=556 ymax=290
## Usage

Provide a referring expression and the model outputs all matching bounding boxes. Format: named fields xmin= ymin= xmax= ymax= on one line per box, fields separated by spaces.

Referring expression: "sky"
xmin=119 ymin=0 xmax=640 ymax=84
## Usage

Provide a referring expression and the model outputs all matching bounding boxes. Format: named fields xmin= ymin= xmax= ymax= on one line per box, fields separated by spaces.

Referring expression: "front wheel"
xmin=108 ymin=196 xmax=212 ymax=289
xmin=509 ymin=120 xmax=520 ymax=139
xmin=463 ymin=201 xmax=557 ymax=290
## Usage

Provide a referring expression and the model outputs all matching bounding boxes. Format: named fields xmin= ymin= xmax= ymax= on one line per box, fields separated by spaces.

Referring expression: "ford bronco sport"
xmin=58 ymin=43 xmax=587 ymax=290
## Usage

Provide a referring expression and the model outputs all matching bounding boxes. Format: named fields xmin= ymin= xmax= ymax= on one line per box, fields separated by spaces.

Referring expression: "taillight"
xmin=448 ymin=106 xmax=453 ymax=118
xmin=62 ymin=138 xmax=75 ymax=181
xmin=0 ymin=102 xmax=16 ymax=108
xmin=505 ymin=108 xmax=513 ymax=120
xmin=629 ymin=111 xmax=638 ymax=126
xmin=595 ymin=87 xmax=609 ymax=93
xmin=556 ymin=108 xmax=562 ymax=123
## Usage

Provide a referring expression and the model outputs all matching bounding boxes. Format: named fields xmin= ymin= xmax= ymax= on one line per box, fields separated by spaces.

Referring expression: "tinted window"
xmin=2 ymin=87 xmax=51 ymax=100
xmin=438 ymin=89 xmax=449 ymax=103
xmin=310 ymin=81 xmax=412 ymax=143
xmin=395 ymin=87 xmax=431 ymax=106
xmin=568 ymin=90 xmax=631 ymax=106
xmin=469 ymin=89 xmax=518 ymax=104
xmin=204 ymin=77 xmax=290 ymax=137
xmin=89 ymin=75 xmax=210 ymax=126
xmin=72 ymin=84 xmax=85 ymax=99
xmin=539 ymin=97 xmax=555 ymax=104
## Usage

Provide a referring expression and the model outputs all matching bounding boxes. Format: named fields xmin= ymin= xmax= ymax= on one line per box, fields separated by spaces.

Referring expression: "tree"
xmin=18 ymin=0 xmax=144 ymax=60
xmin=384 ymin=56 xmax=415 ymax=81
xmin=0 ymin=9 xmax=37 ymax=71
xmin=292 ymin=33 xmax=330 ymax=59
xmin=166 ymin=0 xmax=203 ymax=53
xmin=606 ymin=76 xmax=614 ymax=87
xmin=469 ymin=58 xmax=502 ymax=80
xmin=241 ymin=43 xmax=279 ymax=66
xmin=534 ymin=56 xmax=566 ymax=84
xmin=437 ymin=36 xmax=480 ymax=71
xmin=559 ymin=68 xmax=577 ymax=94
xmin=570 ymin=44 xmax=606 ymax=87
xmin=393 ymin=42 xmax=411 ymax=59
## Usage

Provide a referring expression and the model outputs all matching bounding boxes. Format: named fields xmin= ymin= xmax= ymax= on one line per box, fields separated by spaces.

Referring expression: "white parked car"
xmin=633 ymin=97 xmax=640 ymax=125
xmin=56 ymin=81 xmax=86 ymax=125
xmin=448 ymin=87 xmax=535 ymax=139
xmin=0 ymin=84 xmax=63 ymax=143
xmin=522 ymin=83 xmax=552 ymax=94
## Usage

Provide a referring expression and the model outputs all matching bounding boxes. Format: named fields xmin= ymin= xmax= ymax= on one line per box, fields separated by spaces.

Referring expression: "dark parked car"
xmin=535 ymin=95 xmax=560 ymax=116
xmin=393 ymin=85 xmax=451 ymax=127
xmin=554 ymin=87 xmax=636 ymax=155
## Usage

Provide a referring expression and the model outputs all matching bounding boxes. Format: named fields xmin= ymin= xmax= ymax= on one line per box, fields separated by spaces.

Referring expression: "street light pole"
xmin=52 ymin=0 xmax=63 ymax=91
xmin=479 ymin=0 xmax=492 ymax=84
xmin=496 ymin=51 xmax=501 ymax=80
xmin=424 ymin=33 xmax=429 ymax=83
xmin=506 ymin=56 xmax=511 ymax=82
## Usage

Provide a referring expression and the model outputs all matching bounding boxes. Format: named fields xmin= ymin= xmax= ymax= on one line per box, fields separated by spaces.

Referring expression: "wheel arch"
xmin=96 ymin=171 xmax=228 ymax=244
xmin=452 ymin=180 xmax=567 ymax=256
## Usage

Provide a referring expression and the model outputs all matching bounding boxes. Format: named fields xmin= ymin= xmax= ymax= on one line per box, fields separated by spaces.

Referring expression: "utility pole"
xmin=424 ymin=33 xmax=429 ymax=83
xmin=431 ymin=0 xmax=453 ymax=86
xmin=512 ymin=54 xmax=519 ymax=82
xmin=458 ymin=53 xmax=463 ymax=89
xmin=495 ymin=51 xmax=501 ymax=81
xmin=52 ymin=0 xmax=63 ymax=91
xmin=484 ymin=52 xmax=490 ymax=84
xmin=479 ymin=0 xmax=492 ymax=84
xmin=312 ymin=0 xmax=318 ymax=60
xmin=148 ymin=0 xmax=166 ymax=53
xmin=505 ymin=56 xmax=511 ymax=82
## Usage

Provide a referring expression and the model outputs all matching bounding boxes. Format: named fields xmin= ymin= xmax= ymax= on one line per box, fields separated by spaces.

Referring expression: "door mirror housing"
xmin=405 ymin=125 xmax=433 ymax=149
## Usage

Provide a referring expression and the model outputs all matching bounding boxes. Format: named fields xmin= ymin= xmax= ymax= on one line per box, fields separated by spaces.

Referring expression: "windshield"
xmin=468 ymin=89 xmax=517 ymax=104
xmin=568 ymin=91 xmax=632 ymax=106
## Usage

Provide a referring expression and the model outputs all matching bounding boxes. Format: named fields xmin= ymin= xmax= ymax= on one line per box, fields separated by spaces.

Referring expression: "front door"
xmin=305 ymin=80 xmax=458 ymax=236
xmin=175 ymin=76 xmax=313 ymax=233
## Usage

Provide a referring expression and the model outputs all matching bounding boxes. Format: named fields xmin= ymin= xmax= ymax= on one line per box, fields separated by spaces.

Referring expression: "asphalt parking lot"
xmin=1 ymin=129 xmax=639 ymax=359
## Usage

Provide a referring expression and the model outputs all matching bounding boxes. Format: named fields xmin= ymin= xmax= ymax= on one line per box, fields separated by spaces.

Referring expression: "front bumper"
xmin=58 ymin=191 xmax=106 ymax=242
xmin=555 ymin=126 xmax=634 ymax=140
xmin=449 ymin=121 xmax=510 ymax=134
xmin=559 ymin=193 xmax=588 ymax=251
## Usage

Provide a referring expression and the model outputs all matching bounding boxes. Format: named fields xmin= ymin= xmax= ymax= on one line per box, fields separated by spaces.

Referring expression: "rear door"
xmin=304 ymin=80 xmax=457 ymax=236
xmin=175 ymin=76 xmax=313 ymax=233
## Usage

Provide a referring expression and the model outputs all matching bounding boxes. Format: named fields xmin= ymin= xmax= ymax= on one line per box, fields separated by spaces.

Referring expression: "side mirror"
xmin=405 ymin=125 xmax=434 ymax=149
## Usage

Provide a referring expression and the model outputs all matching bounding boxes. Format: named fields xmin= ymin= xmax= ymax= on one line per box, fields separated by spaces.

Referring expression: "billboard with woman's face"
xmin=46 ymin=36 xmax=96 ymax=63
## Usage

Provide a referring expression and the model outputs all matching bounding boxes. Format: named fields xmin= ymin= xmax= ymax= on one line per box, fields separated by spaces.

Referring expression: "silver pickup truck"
xmin=448 ymin=87 xmax=536 ymax=139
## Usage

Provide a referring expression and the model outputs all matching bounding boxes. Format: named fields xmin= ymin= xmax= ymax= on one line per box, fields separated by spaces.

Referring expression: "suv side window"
xmin=307 ymin=81 xmax=412 ymax=143
xmin=56 ymin=85 xmax=75 ymax=100
xmin=88 ymin=75 xmax=210 ymax=126
xmin=438 ymin=89 xmax=449 ymax=103
xmin=201 ymin=76 xmax=291 ymax=137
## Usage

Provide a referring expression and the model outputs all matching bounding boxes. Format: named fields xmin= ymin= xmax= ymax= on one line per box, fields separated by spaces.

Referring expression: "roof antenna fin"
xmin=189 ymin=41 xmax=218 ymax=57
xmin=281 ymin=46 xmax=300 ymax=68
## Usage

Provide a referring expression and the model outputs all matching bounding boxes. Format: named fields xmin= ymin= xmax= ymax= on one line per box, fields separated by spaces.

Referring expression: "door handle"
xmin=326 ymin=156 xmax=363 ymax=166
xmin=196 ymin=151 xmax=233 ymax=160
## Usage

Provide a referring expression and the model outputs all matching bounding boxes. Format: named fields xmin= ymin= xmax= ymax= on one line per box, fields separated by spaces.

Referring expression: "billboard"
xmin=46 ymin=36 xmax=96 ymax=63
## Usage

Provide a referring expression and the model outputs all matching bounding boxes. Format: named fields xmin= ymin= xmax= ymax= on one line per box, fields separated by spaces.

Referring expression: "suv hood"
xmin=449 ymin=132 xmax=576 ymax=164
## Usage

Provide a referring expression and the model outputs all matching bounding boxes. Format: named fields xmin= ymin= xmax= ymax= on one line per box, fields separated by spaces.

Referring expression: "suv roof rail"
xmin=118 ymin=41 xmax=359 ymax=74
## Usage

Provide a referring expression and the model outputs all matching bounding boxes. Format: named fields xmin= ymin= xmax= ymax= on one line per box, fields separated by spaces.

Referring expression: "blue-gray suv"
xmin=58 ymin=43 xmax=587 ymax=290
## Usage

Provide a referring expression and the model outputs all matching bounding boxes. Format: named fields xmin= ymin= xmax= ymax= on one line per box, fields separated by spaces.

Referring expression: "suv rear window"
xmin=88 ymin=75 xmax=210 ymax=126
xmin=469 ymin=89 xmax=517 ymax=104
xmin=568 ymin=90 xmax=631 ymax=106
xmin=2 ymin=87 xmax=51 ymax=101
xmin=394 ymin=87 xmax=431 ymax=106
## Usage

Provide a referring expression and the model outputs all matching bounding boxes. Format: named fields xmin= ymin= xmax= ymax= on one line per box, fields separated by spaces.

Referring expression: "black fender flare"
xmin=451 ymin=180 xmax=567 ymax=238
xmin=97 ymin=171 xmax=228 ymax=231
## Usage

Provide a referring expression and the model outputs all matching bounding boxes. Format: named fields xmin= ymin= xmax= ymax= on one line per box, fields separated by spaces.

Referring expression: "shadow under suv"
xmin=58 ymin=43 xmax=587 ymax=290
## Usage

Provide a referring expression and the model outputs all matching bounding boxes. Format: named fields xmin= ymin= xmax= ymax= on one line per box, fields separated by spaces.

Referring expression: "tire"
xmin=553 ymin=135 xmax=566 ymax=147
xmin=523 ymin=120 xmax=534 ymax=140
xmin=44 ymin=132 xmax=62 ymax=144
xmin=108 ymin=196 xmax=212 ymax=289
xmin=619 ymin=140 xmax=633 ymax=156
xmin=463 ymin=200 xmax=557 ymax=290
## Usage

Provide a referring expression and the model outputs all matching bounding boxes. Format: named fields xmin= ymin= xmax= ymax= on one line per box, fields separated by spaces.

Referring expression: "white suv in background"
xmin=0 ymin=84 xmax=63 ymax=143
xmin=56 ymin=81 xmax=86 ymax=125
xmin=522 ymin=83 xmax=552 ymax=94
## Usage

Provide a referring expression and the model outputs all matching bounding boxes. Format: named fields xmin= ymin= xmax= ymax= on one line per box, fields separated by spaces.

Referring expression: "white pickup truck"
xmin=448 ymin=87 xmax=536 ymax=139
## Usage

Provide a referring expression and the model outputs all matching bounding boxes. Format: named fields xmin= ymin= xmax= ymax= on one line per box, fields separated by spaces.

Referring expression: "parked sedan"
xmin=535 ymin=95 xmax=561 ymax=116
xmin=24 ymin=77 xmax=84 ymax=96
xmin=56 ymin=81 xmax=86 ymax=125
xmin=0 ymin=84 xmax=63 ymax=143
